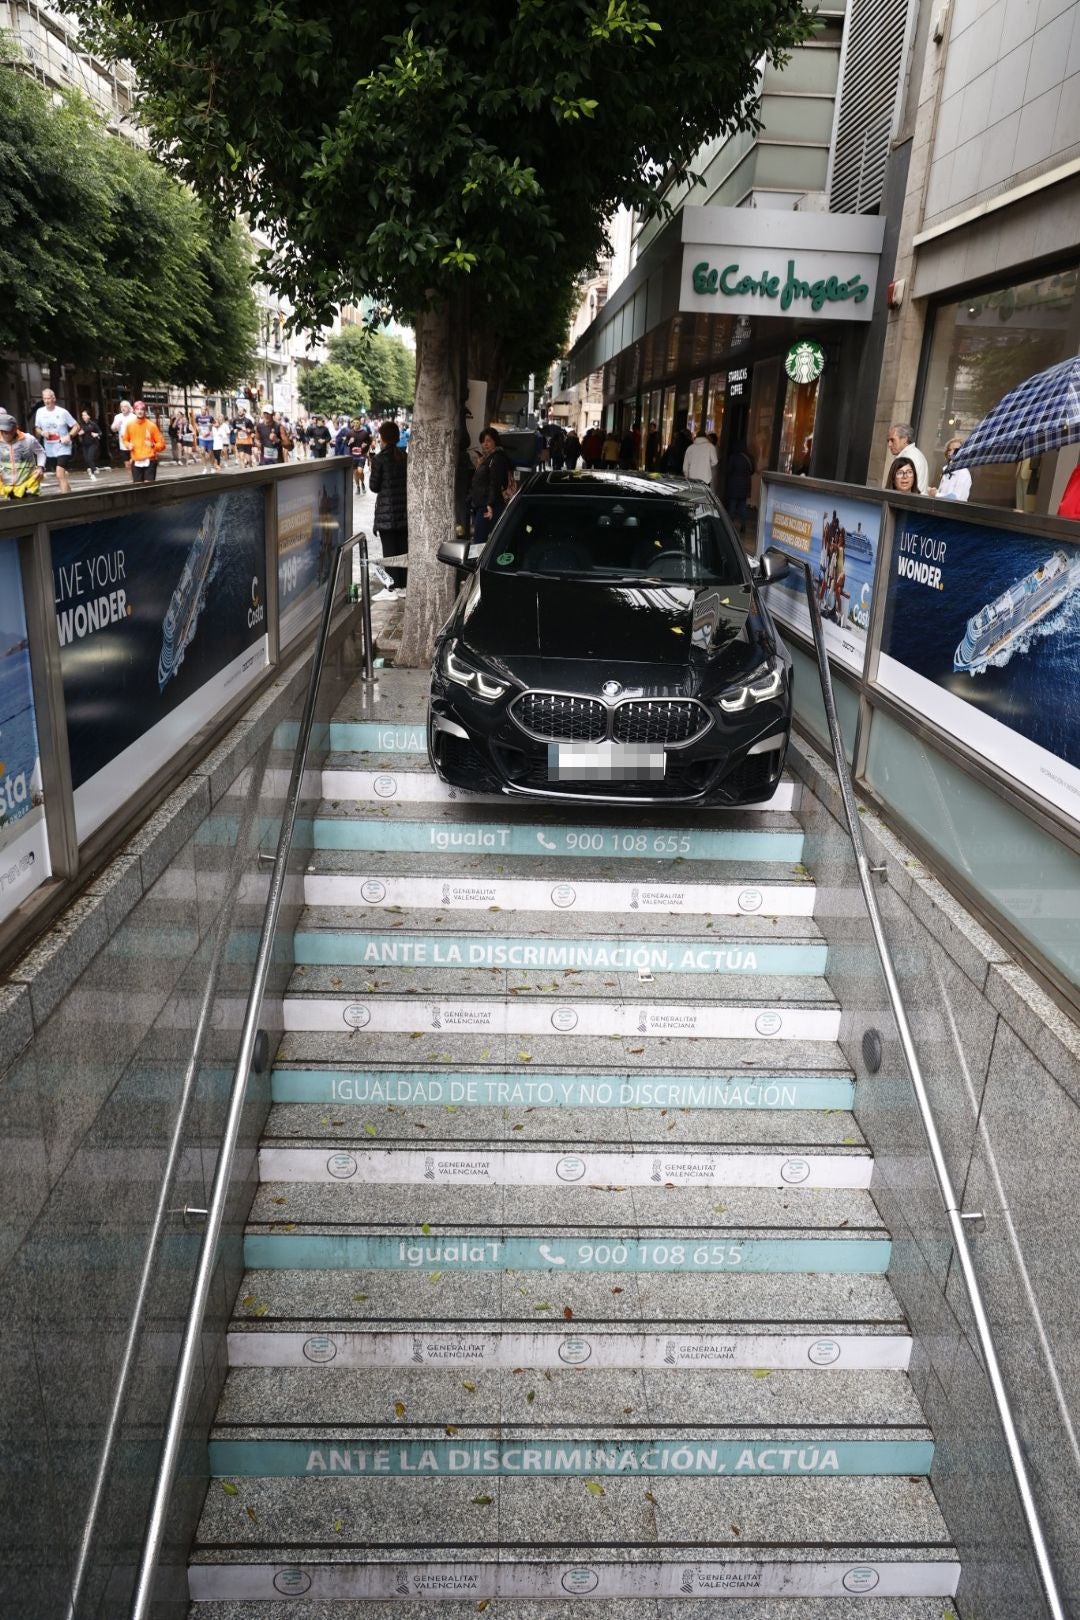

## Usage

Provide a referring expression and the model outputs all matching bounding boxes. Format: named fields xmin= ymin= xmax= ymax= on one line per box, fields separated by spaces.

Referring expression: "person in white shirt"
xmin=212 ymin=415 xmax=232 ymax=471
xmin=111 ymin=400 xmax=134 ymax=479
xmin=34 ymin=389 xmax=79 ymax=494
xmin=682 ymin=430 xmax=718 ymax=484
xmin=883 ymin=423 xmax=929 ymax=495
xmin=929 ymin=436 xmax=971 ymax=501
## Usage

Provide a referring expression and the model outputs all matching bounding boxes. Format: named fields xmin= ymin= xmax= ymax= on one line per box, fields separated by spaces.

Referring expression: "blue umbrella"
xmin=948 ymin=353 xmax=1080 ymax=470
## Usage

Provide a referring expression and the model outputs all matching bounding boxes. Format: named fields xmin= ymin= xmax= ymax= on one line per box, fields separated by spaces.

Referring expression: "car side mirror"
xmin=756 ymin=547 xmax=790 ymax=584
xmin=437 ymin=539 xmax=480 ymax=571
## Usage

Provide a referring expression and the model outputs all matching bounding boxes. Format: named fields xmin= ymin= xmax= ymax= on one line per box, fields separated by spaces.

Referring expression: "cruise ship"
xmin=157 ymin=503 xmax=224 ymax=690
xmin=844 ymin=523 xmax=873 ymax=560
xmin=954 ymin=548 xmax=1080 ymax=673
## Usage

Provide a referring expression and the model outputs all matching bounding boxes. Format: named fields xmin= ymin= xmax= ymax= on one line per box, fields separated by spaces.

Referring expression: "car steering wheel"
xmin=645 ymin=549 xmax=695 ymax=580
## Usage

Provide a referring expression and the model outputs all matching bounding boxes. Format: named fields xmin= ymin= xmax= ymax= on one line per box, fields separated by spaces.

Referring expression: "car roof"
xmin=521 ymin=470 xmax=706 ymax=504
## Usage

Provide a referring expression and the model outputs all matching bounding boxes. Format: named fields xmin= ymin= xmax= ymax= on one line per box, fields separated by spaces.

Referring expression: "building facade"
xmin=874 ymin=0 xmax=1080 ymax=512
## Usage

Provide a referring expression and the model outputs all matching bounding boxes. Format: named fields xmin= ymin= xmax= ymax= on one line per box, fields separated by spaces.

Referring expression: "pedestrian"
xmin=564 ymin=429 xmax=581 ymax=470
xmin=724 ymin=440 xmax=754 ymax=534
xmin=111 ymin=400 xmax=134 ymax=477
xmin=293 ymin=417 xmax=308 ymax=460
xmin=254 ymin=406 xmax=281 ymax=465
xmin=234 ymin=413 xmax=254 ymax=468
xmin=645 ymin=420 xmax=661 ymax=471
xmin=467 ymin=427 xmax=513 ymax=549
xmin=548 ymin=423 xmax=566 ymax=470
xmin=179 ymin=411 xmax=195 ymax=465
xmin=120 ymin=400 xmax=166 ymax=483
xmin=884 ymin=423 xmax=929 ymax=493
xmin=347 ymin=419 xmax=369 ymax=493
xmin=309 ymin=415 xmax=332 ymax=458
xmin=662 ymin=428 xmax=691 ymax=475
xmin=194 ymin=399 xmax=216 ymax=473
xmin=278 ymin=415 xmax=294 ymax=463
xmin=167 ymin=411 xmax=183 ymax=463
xmin=683 ymin=427 xmax=718 ymax=484
xmin=76 ymin=409 xmax=103 ymax=482
xmin=928 ymin=437 xmax=971 ymax=501
xmin=212 ymin=414 xmax=231 ymax=472
xmin=368 ymin=419 xmax=409 ymax=594
xmin=334 ymin=418 xmax=352 ymax=458
xmin=618 ymin=426 xmax=636 ymax=469
xmin=885 ymin=455 xmax=921 ymax=495
xmin=601 ymin=427 xmax=620 ymax=469
xmin=34 ymin=388 xmax=80 ymax=495
xmin=0 ymin=412 xmax=46 ymax=499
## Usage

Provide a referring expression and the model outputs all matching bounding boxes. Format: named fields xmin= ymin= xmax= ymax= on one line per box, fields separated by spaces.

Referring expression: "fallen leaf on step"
xmin=334 ymin=1517 xmax=344 ymax=1532
xmin=386 ymin=904 xmax=404 ymax=913
xmin=480 ymin=1049 xmax=491 ymax=1059
xmin=623 ymin=1406 xmax=634 ymax=1415
xmin=352 ymin=1293 xmax=368 ymax=1302
xmin=446 ymin=1425 xmax=459 ymax=1436
xmin=220 ymin=1482 xmax=238 ymax=1496
xmin=584 ymin=1480 xmax=606 ymax=1497
xmin=472 ymin=1494 xmax=493 ymax=1506
xmin=242 ymin=1295 xmax=256 ymax=1308
xmin=413 ymin=1122 xmax=428 ymax=1130
xmin=842 ymin=1136 xmax=858 ymax=1145
xmin=364 ymin=1123 xmax=377 ymax=1137
xmin=713 ymin=1204 xmax=726 ymax=1213
xmin=409 ymin=1031 xmax=423 ymax=1039
xmin=476 ymin=1601 xmax=491 ymax=1612
xmin=751 ymin=1369 xmax=772 ymax=1379
xmin=488 ymin=905 xmax=501 ymax=912
xmin=730 ymin=1522 xmax=741 ymax=1536
xmin=563 ymin=1306 xmax=573 ymax=1321
xmin=330 ymin=976 xmax=342 ymax=988
xmin=254 ymin=1304 xmax=269 ymax=1317
xmin=517 ymin=1052 xmax=533 ymax=1062
xmin=628 ymin=1047 xmax=645 ymax=1055
xmin=394 ymin=1401 xmax=407 ymax=1418
xmin=245 ymin=1506 xmax=258 ymax=1524
xmin=271 ymin=1195 xmax=288 ymax=1205
xmin=611 ymin=1287 xmax=624 ymax=1295
xmin=534 ymin=1302 xmax=550 ymax=1312
xmin=666 ymin=1121 xmax=676 ymax=1131
xmin=512 ymin=1123 xmax=524 ymax=1132
xmin=644 ymin=1490 xmax=658 ymax=1505
xmin=445 ymin=1104 xmax=459 ymax=1113
xmin=428 ymin=1271 xmax=442 ymax=1283
xmin=463 ymin=1380 xmax=477 ymax=1393
xmin=526 ymin=1390 xmax=536 ymax=1404
xmin=422 ymin=1222 xmax=431 ymax=1235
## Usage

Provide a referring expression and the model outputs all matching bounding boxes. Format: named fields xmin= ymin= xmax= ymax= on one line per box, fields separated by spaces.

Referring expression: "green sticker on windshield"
xmin=497 ymin=552 xmax=515 ymax=566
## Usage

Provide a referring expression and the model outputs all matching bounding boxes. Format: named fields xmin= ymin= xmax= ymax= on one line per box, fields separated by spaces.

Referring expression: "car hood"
xmin=459 ymin=572 xmax=754 ymax=685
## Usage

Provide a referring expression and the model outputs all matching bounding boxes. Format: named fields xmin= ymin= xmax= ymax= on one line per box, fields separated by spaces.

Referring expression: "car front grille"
xmin=612 ymin=700 xmax=710 ymax=745
xmin=511 ymin=692 xmax=607 ymax=742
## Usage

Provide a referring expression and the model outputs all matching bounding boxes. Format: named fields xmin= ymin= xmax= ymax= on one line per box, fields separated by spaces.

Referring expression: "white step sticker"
xmin=258 ymin=1146 xmax=871 ymax=1189
xmin=282 ymin=997 xmax=841 ymax=1041
xmin=304 ymin=872 xmax=816 ymax=916
xmin=321 ymin=767 xmax=799 ymax=812
xmin=228 ymin=1328 xmax=911 ymax=1372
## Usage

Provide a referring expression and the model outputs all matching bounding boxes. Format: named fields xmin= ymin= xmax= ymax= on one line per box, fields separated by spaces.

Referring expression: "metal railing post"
xmin=357 ymin=532 xmax=375 ymax=683
xmin=796 ymin=557 xmax=1067 ymax=1620
xmin=21 ymin=522 xmax=79 ymax=876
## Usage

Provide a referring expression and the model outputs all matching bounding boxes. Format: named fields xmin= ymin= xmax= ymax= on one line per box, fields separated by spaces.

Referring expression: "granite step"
xmin=304 ymin=849 xmax=814 ymax=894
xmin=189 ymin=1598 xmax=960 ymax=1619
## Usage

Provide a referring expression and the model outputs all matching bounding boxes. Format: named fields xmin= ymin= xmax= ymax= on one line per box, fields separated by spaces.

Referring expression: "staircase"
xmin=188 ymin=669 xmax=961 ymax=1615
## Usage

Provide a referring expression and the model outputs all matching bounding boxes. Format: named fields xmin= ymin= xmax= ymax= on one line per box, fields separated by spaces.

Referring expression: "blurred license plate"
xmin=549 ymin=742 xmax=666 ymax=781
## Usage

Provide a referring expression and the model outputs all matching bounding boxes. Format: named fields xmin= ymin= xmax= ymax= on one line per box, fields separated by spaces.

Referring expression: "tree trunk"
xmin=397 ymin=296 xmax=465 ymax=669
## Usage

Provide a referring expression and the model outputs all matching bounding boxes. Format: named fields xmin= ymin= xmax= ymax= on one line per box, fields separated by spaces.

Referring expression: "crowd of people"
xmin=0 ymin=392 xmax=408 ymax=500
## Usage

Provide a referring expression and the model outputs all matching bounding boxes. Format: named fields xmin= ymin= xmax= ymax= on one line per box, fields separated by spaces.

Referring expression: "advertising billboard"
xmin=878 ymin=512 xmax=1080 ymax=824
xmin=760 ymin=483 xmax=884 ymax=673
xmin=51 ymin=487 xmax=268 ymax=840
xmin=277 ymin=468 xmax=345 ymax=646
xmin=0 ymin=538 xmax=50 ymax=921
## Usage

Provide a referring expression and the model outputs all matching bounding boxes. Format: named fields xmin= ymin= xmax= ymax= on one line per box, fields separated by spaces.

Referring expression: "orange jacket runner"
xmin=122 ymin=417 xmax=167 ymax=462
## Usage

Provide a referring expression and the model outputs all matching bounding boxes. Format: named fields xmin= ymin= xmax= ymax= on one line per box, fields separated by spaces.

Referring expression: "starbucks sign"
xmin=785 ymin=340 xmax=825 ymax=384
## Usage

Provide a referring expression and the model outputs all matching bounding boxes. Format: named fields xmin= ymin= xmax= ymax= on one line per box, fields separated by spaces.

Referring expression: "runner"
xmin=35 ymin=389 xmax=79 ymax=494
xmin=234 ymin=412 xmax=255 ymax=468
xmin=0 ymin=412 xmax=46 ymax=500
xmin=194 ymin=399 xmax=216 ymax=474
xmin=179 ymin=411 xmax=196 ymax=465
xmin=212 ymin=414 xmax=232 ymax=472
xmin=120 ymin=400 xmax=166 ymax=484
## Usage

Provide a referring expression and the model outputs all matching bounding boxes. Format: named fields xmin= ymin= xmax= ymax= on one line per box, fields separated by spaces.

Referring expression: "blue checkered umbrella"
xmin=948 ymin=354 xmax=1080 ymax=470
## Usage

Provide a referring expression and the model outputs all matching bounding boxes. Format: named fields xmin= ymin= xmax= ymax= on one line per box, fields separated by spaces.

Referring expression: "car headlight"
xmin=441 ymin=639 xmax=508 ymax=701
xmin=718 ymin=659 xmax=785 ymax=713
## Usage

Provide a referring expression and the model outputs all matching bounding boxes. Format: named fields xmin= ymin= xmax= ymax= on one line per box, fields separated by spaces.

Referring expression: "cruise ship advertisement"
xmin=0 ymin=538 xmax=50 ymax=923
xmin=878 ymin=513 xmax=1080 ymax=822
xmin=51 ymin=487 xmax=268 ymax=841
xmin=277 ymin=469 xmax=345 ymax=647
xmin=759 ymin=484 xmax=883 ymax=674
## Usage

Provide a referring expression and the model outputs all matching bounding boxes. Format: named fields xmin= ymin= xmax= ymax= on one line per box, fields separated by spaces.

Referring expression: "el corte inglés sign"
xmin=681 ymin=243 xmax=877 ymax=323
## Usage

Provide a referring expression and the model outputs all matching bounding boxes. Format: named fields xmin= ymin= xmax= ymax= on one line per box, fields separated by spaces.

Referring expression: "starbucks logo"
xmin=551 ymin=1006 xmax=578 ymax=1032
xmin=842 ymin=1567 xmax=880 ymax=1593
xmin=808 ymin=1339 xmax=841 ymax=1366
xmin=558 ymin=1336 xmax=593 ymax=1364
xmin=303 ymin=1335 xmax=338 ymax=1363
xmin=785 ymin=338 xmax=825 ymax=385
xmin=373 ymin=775 xmax=398 ymax=798
xmin=273 ymin=1569 xmax=312 ymax=1595
xmin=327 ymin=1152 xmax=358 ymax=1179
xmin=561 ymin=1568 xmax=599 ymax=1594
xmin=550 ymin=883 xmax=577 ymax=908
xmin=360 ymin=878 xmax=387 ymax=904
xmin=556 ymin=1155 xmax=587 ymax=1182
xmin=343 ymin=1004 xmax=371 ymax=1029
xmin=738 ymin=889 xmax=763 ymax=912
xmin=755 ymin=1011 xmax=782 ymax=1036
xmin=781 ymin=1158 xmax=811 ymax=1184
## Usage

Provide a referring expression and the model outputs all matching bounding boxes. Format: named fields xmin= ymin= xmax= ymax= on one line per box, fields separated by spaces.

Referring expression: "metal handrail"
xmin=127 ymin=530 xmax=367 ymax=1620
xmin=796 ymin=558 xmax=1067 ymax=1620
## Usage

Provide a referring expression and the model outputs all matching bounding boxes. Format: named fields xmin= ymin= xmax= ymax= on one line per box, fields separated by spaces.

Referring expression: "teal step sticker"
xmin=244 ymin=1233 xmax=891 ymax=1275
xmin=209 ymin=1436 xmax=933 ymax=1480
xmin=270 ymin=1070 xmax=856 ymax=1111
xmin=292 ymin=932 xmax=827 ymax=976
xmin=330 ymin=722 xmax=427 ymax=753
xmin=311 ymin=819 xmax=804 ymax=863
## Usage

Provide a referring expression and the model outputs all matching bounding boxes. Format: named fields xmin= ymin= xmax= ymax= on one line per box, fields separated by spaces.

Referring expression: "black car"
xmin=427 ymin=471 xmax=793 ymax=804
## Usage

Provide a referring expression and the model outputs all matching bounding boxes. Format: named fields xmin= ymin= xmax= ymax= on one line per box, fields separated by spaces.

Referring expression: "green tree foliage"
xmin=0 ymin=47 xmax=257 ymax=387
xmin=296 ymin=360 xmax=369 ymax=417
xmin=325 ymin=329 xmax=415 ymax=412
xmin=75 ymin=0 xmax=810 ymax=660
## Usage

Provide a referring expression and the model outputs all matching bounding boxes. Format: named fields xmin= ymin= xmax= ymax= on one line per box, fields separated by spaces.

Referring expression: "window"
xmin=485 ymin=496 xmax=746 ymax=586
xmin=920 ymin=268 xmax=1079 ymax=509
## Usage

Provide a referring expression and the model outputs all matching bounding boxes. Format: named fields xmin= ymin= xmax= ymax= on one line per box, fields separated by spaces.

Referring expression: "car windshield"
xmin=485 ymin=496 xmax=746 ymax=586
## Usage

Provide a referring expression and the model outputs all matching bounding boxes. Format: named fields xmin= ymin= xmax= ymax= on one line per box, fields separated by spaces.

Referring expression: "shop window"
xmin=778 ymin=376 xmax=819 ymax=475
xmin=747 ymin=357 xmax=781 ymax=506
xmin=920 ymin=267 xmax=1079 ymax=509
xmin=688 ymin=377 xmax=706 ymax=436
